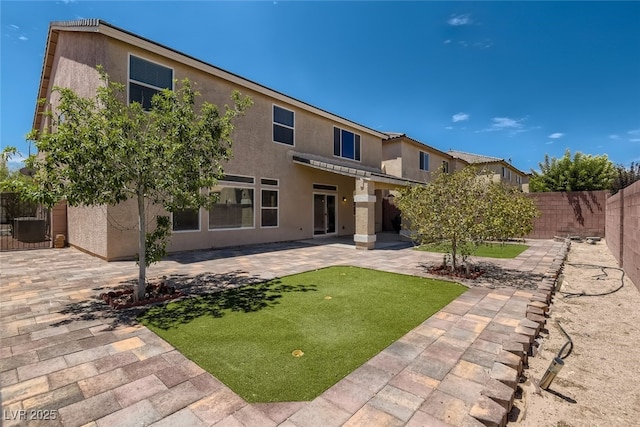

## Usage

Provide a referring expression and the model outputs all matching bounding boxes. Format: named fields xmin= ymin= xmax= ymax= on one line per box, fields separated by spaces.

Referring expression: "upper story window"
xmin=501 ymin=166 xmax=507 ymax=178
xmin=129 ymin=55 xmax=173 ymax=110
xmin=442 ymin=160 xmax=449 ymax=173
xmin=419 ymin=152 xmax=430 ymax=171
xmin=273 ymin=105 xmax=294 ymax=146
xmin=333 ymin=127 xmax=361 ymax=161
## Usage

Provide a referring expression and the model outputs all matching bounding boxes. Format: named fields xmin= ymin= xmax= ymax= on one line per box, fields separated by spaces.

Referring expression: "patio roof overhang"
xmin=291 ymin=152 xmax=421 ymax=188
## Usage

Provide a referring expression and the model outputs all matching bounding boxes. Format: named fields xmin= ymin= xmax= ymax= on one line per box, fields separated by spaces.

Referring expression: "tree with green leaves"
xmin=611 ymin=162 xmax=640 ymax=194
xmin=396 ymin=167 xmax=538 ymax=270
xmin=25 ymin=70 xmax=252 ymax=301
xmin=529 ymin=149 xmax=615 ymax=192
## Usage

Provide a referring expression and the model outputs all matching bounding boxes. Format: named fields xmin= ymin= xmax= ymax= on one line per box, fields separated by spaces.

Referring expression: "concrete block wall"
xmin=606 ymin=181 xmax=640 ymax=291
xmin=526 ymin=191 xmax=607 ymax=239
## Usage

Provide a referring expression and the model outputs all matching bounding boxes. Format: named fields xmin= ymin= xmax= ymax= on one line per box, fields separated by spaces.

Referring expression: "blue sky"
xmin=2 ymin=1 xmax=639 ymax=172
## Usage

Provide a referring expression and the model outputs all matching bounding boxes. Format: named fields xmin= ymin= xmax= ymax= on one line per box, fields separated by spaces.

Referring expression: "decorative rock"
xmin=470 ymin=395 xmax=507 ymax=427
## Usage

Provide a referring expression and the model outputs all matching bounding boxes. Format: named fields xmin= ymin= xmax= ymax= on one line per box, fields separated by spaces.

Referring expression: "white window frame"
xmin=419 ymin=151 xmax=430 ymax=171
xmin=273 ymin=104 xmax=295 ymax=146
xmin=208 ymin=176 xmax=256 ymax=231
xmin=127 ymin=53 xmax=174 ymax=108
xmin=260 ymin=181 xmax=279 ymax=229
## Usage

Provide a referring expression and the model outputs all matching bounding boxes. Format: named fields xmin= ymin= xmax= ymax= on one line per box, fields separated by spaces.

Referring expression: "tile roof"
xmin=447 ymin=150 xmax=504 ymax=164
xmin=384 ymin=133 xmax=453 ymax=159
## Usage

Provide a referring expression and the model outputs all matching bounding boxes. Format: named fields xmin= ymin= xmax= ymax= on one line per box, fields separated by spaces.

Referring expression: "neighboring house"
xmin=33 ymin=19 xmax=418 ymax=260
xmin=447 ymin=150 xmax=530 ymax=190
xmin=382 ymin=133 xmax=463 ymax=182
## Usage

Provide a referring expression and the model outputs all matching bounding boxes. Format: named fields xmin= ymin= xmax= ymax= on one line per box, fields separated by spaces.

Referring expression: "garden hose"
xmin=555 ymin=321 xmax=573 ymax=360
xmin=559 ymin=263 xmax=625 ymax=298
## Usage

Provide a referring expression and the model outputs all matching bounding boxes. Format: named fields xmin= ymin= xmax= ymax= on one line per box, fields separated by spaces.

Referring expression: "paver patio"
xmin=0 ymin=237 xmax=564 ymax=426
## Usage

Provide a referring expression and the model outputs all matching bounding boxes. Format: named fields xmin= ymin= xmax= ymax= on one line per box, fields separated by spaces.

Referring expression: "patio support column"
xmin=354 ymin=178 xmax=376 ymax=250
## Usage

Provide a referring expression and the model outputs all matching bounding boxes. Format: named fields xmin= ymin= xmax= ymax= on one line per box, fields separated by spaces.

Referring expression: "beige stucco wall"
xmin=67 ymin=205 xmax=108 ymax=257
xmin=382 ymin=139 xmax=453 ymax=183
xmin=45 ymin=32 xmax=110 ymax=258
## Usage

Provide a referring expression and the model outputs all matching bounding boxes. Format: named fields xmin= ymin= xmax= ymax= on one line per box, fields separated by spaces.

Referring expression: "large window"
xmin=209 ymin=187 xmax=255 ymax=229
xmin=129 ymin=55 xmax=173 ymax=110
xmin=419 ymin=152 xmax=430 ymax=171
xmin=172 ymin=208 xmax=199 ymax=232
xmin=333 ymin=127 xmax=361 ymax=161
xmin=273 ymin=105 xmax=294 ymax=146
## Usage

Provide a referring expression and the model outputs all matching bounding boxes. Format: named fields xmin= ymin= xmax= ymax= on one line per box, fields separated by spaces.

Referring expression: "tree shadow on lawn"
xmin=140 ymin=278 xmax=317 ymax=330
xmin=418 ymin=262 xmax=545 ymax=291
xmin=52 ymin=271 xmax=316 ymax=330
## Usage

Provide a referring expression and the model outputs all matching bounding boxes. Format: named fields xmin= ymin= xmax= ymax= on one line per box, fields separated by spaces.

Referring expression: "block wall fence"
xmin=605 ymin=181 xmax=640 ymax=291
xmin=525 ymin=191 xmax=607 ymax=239
xmin=522 ymin=186 xmax=638 ymax=290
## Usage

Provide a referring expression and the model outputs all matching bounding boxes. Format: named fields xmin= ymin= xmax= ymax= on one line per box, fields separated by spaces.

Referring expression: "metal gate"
xmin=0 ymin=192 xmax=51 ymax=251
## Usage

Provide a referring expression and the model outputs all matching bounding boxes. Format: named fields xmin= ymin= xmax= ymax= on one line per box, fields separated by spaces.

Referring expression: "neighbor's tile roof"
xmin=384 ymin=133 xmax=453 ymax=159
xmin=447 ymin=150 xmax=504 ymax=164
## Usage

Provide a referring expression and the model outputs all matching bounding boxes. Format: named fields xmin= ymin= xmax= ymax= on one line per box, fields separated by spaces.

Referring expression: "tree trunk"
xmin=136 ymin=191 xmax=146 ymax=302
xmin=451 ymin=239 xmax=458 ymax=271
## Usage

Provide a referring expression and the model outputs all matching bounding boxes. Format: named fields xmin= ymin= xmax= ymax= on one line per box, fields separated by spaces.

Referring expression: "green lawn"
xmin=417 ymin=242 xmax=529 ymax=259
xmin=139 ymin=266 xmax=466 ymax=402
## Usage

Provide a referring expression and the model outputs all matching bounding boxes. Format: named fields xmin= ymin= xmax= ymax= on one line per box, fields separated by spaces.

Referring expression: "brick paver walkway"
xmin=0 ymin=238 xmax=564 ymax=426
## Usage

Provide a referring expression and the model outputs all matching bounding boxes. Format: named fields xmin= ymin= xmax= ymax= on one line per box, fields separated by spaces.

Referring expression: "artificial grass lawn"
xmin=139 ymin=266 xmax=466 ymax=403
xmin=417 ymin=242 xmax=529 ymax=259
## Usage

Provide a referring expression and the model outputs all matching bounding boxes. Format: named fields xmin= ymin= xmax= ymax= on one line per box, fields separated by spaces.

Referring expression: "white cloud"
xmin=545 ymin=141 xmax=554 ymax=145
xmin=445 ymin=126 xmax=453 ymax=130
xmin=630 ymin=139 xmax=640 ymax=143
xmin=609 ymin=134 xmax=620 ymax=140
xmin=628 ymin=129 xmax=640 ymax=136
xmin=491 ymin=117 xmax=524 ymax=130
xmin=473 ymin=39 xmax=494 ymax=49
xmin=448 ymin=14 xmax=472 ymax=26
xmin=548 ymin=133 xmax=564 ymax=139
xmin=452 ymin=112 xmax=469 ymax=123
xmin=9 ymin=24 xmax=19 ymax=30
xmin=18 ymin=35 xmax=27 ymax=41
xmin=476 ymin=117 xmax=535 ymax=136
xmin=443 ymin=39 xmax=452 ymax=44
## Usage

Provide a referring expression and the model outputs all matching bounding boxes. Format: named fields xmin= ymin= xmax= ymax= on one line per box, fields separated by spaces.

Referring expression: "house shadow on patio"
xmin=52 ymin=271 xmax=316 ymax=330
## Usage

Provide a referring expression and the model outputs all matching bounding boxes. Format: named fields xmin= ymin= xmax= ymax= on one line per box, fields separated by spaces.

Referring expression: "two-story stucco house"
xmin=32 ymin=19 xmax=531 ymax=260
xmin=33 ymin=19 xmax=424 ymax=260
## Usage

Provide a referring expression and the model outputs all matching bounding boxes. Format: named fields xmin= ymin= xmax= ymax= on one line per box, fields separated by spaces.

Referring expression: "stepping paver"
xmin=0 ymin=238 xmax=566 ymax=426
